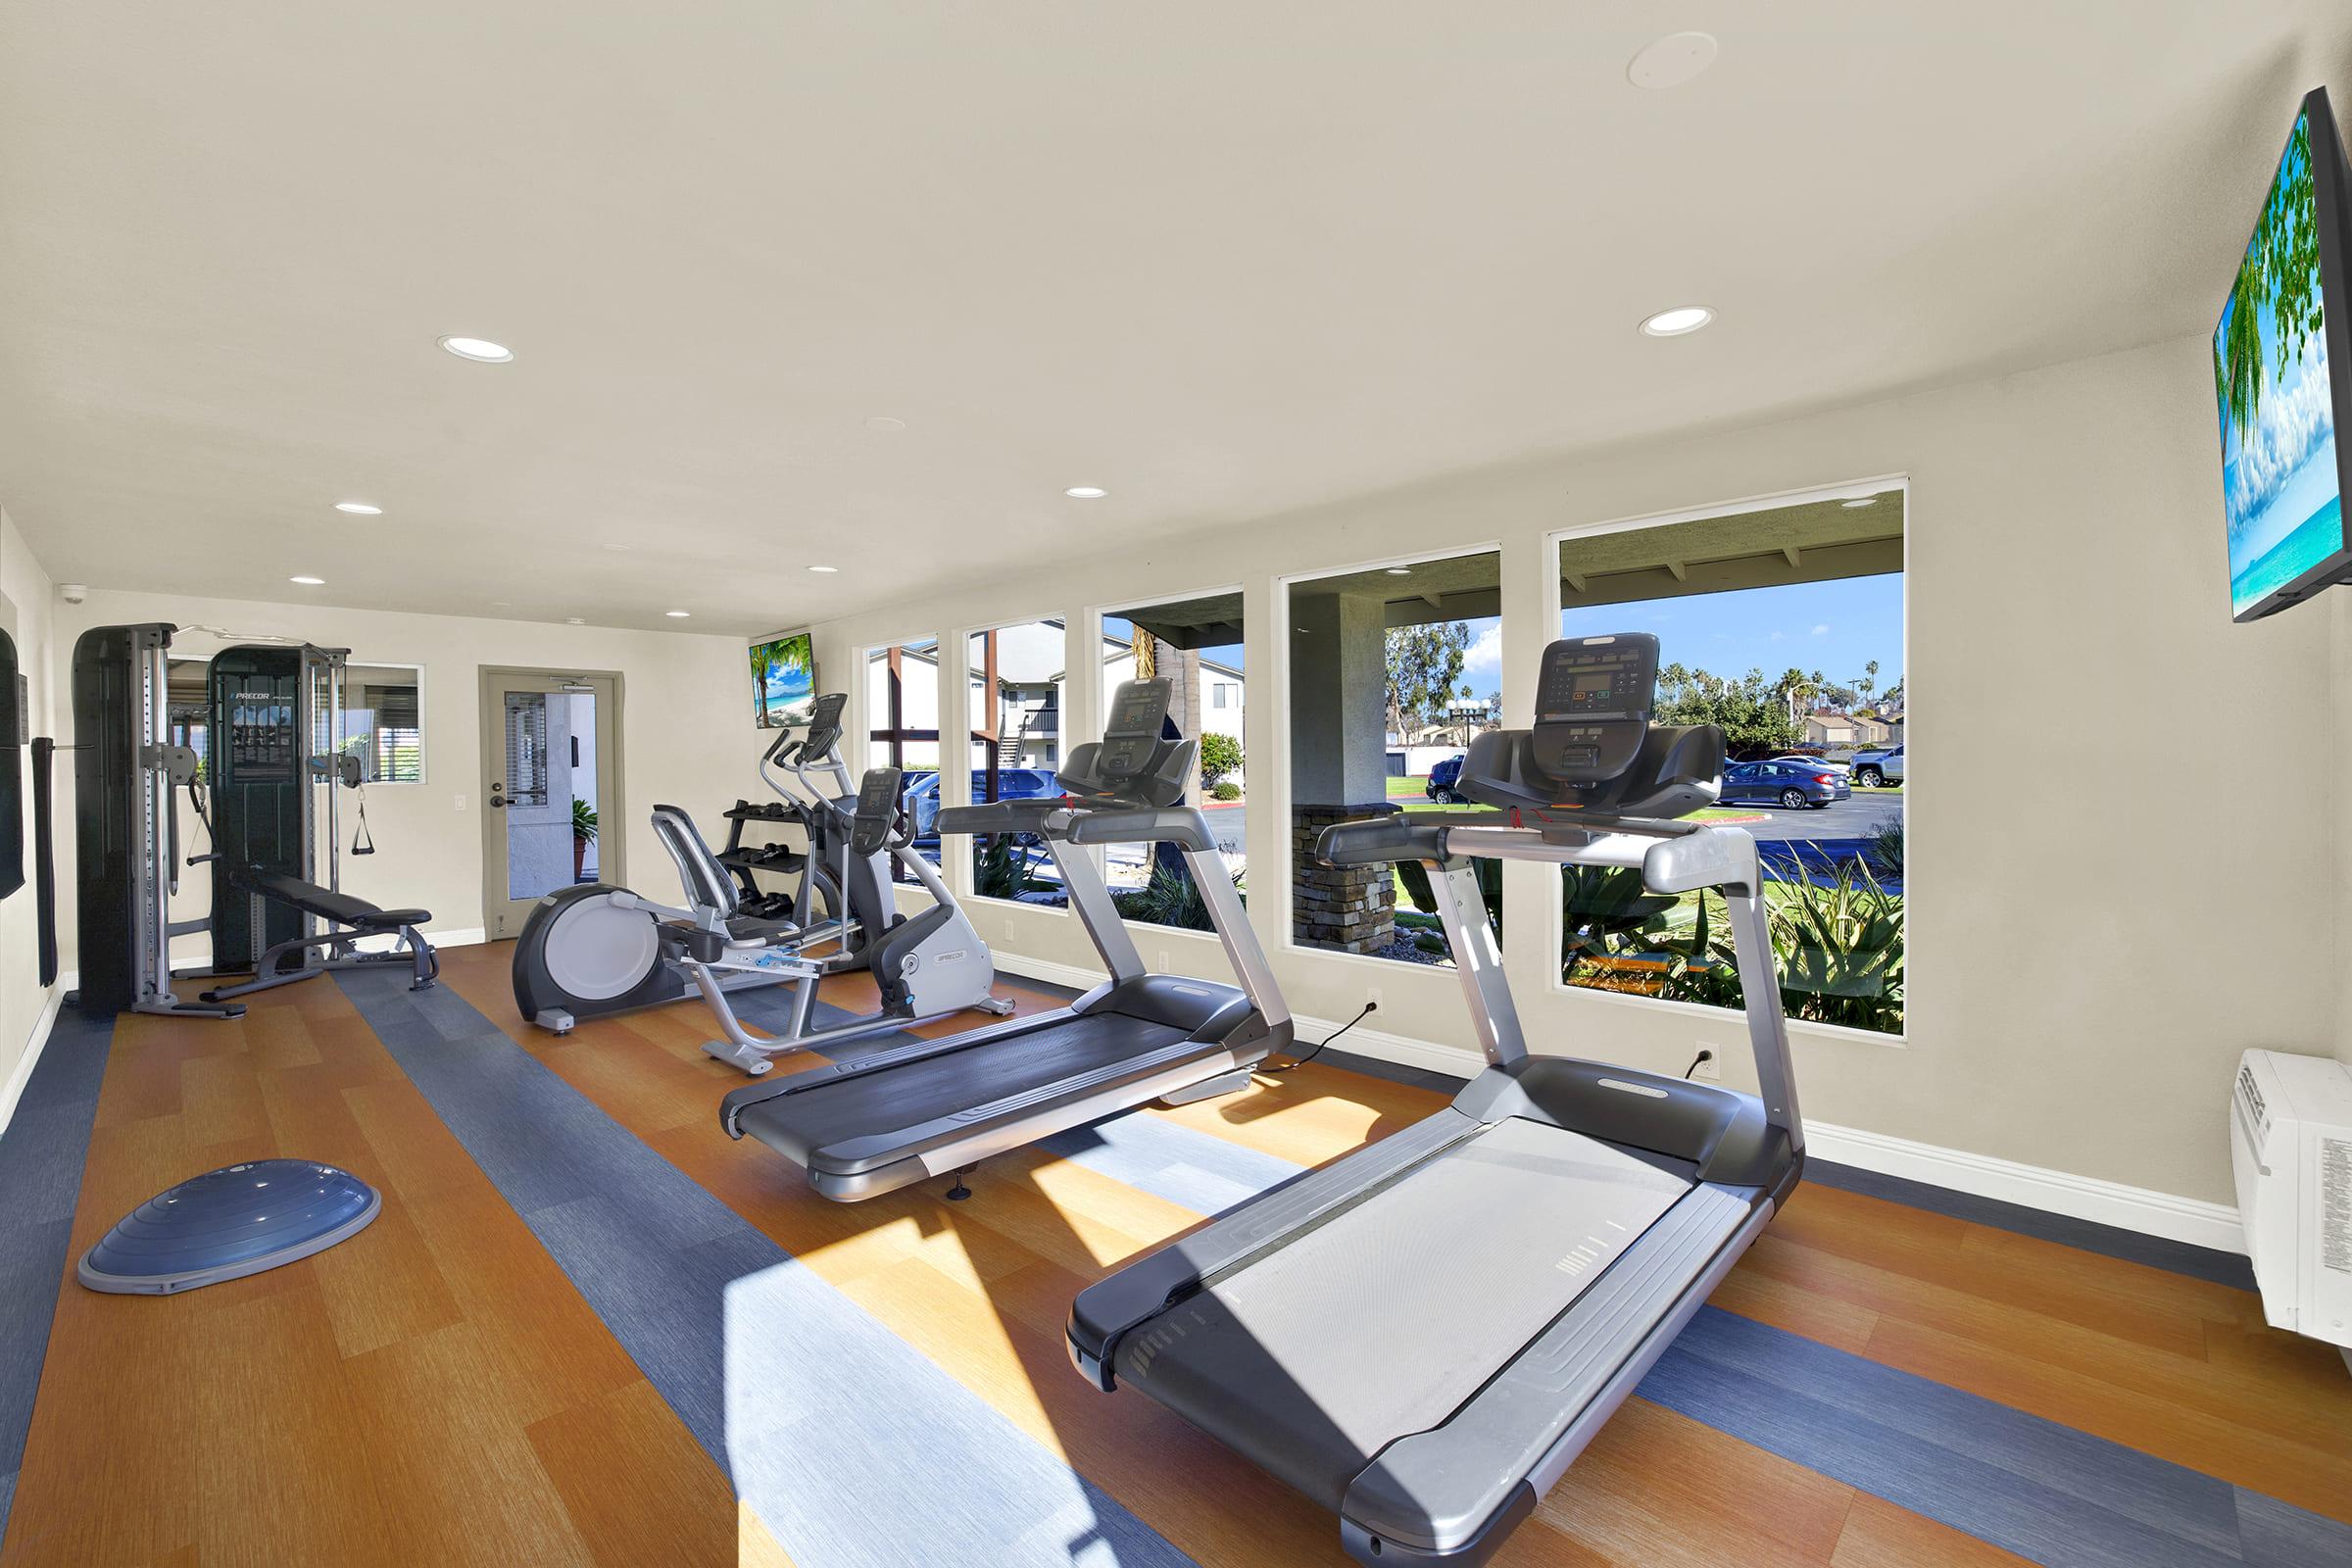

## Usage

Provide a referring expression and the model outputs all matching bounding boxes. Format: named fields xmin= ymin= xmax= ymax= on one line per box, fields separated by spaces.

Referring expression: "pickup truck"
xmin=1847 ymin=743 xmax=1904 ymax=787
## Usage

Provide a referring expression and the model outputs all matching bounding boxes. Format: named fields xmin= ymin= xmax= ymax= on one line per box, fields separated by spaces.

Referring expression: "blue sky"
xmin=1111 ymin=579 xmax=1904 ymax=700
xmin=1551 ymin=573 xmax=1905 ymax=697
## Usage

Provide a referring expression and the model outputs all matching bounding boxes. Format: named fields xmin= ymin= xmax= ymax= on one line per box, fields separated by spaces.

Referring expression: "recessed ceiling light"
xmin=1385 ymin=567 xmax=1413 ymax=576
xmin=665 ymin=610 xmax=691 ymax=618
xmin=490 ymin=600 xmax=513 ymax=608
xmin=565 ymin=616 xmax=586 ymax=625
xmin=289 ymin=575 xmax=325 ymax=586
xmin=1840 ymin=497 xmax=1880 ymax=510
xmin=1628 ymin=31 xmax=1719 ymax=91
xmin=808 ymin=564 xmax=839 ymax=573
xmin=601 ymin=542 xmax=632 ymax=553
xmin=333 ymin=501 xmax=382 ymax=515
xmin=1064 ymin=486 xmax=1108 ymax=500
xmin=864 ymin=416 xmax=906 ymax=432
xmin=437 ymin=334 xmax=514 ymax=364
xmin=1640 ymin=306 xmax=1714 ymax=337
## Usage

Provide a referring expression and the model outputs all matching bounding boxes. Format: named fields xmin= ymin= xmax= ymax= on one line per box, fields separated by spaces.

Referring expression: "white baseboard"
xmin=1291 ymin=1014 xmax=2245 ymax=1255
xmin=1801 ymin=1118 xmax=2245 ymax=1255
xmin=163 ymin=926 xmax=490 ymax=968
xmin=993 ymin=953 xmax=1109 ymax=995
xmin=0 ymin=987 xmax=66 ymax=1140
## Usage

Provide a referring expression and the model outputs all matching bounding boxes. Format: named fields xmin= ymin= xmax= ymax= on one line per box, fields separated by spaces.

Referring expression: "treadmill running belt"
xmin=1111 ymin=1117 xmax=1690 ymax=1509
xmin=733 ymin=1011 xmax=1196 ymax=1173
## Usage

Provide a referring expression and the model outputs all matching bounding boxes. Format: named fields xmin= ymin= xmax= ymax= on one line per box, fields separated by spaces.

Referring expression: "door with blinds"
xmin=477 ymin=668 xmax=622 ymax=940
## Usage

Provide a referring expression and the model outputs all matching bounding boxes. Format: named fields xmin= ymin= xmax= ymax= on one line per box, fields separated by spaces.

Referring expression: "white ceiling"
xmin=1 ymin=3 xmax=2347 ymax=633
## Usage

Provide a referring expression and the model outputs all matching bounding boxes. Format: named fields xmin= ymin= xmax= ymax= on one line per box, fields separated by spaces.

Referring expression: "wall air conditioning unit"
xmin=2230 ymin=1050 xmax=2352 ymax=1368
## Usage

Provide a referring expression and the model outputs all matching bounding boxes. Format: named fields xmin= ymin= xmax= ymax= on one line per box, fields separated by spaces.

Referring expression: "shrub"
xmin=1110 ymin=860 xmax=1245 ymax=930
xmin=1864 ymin=816 xmax=1904 ymax=879
xmin=1210 ymin=780 xmax=1242 ymax=802
xmin=974 ymin=834 xmax=1055 ymax=901
xmin=1395 ymin=855 xmax=1503 ymax=939
xmin=1199 ymin=732 xmax=1244 ymax=787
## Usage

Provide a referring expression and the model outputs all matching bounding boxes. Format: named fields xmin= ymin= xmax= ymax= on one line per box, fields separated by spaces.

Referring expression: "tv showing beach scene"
xmin=750 ymin=631 xmax=816 ymax=728
xmin=2217 ymin=98 xmax=2348 ymax=621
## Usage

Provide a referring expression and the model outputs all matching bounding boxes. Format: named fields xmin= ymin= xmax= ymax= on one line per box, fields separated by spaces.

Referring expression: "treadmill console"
xmin=801 ymin=692 xmax=848 ymax=760
xmin=850 ymin=766 xmax=903 ymax=856
xmin=1097 ymin=678 xmax=1173 ymax=780
xmin=1531 ymin=635 xmax=1659 ymax=783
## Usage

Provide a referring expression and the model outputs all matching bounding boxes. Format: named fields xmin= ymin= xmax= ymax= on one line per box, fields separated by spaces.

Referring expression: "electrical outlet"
xmin=1157 ymin=949 xmax=1169 ymax=971
xmin=1690 ymin=1048 xmax=1722 ymax=1082
xmin=1367 ymin=986 xmax=1382 ymax=1010
xmin=454 ymin=792 xmax=467 ymax=811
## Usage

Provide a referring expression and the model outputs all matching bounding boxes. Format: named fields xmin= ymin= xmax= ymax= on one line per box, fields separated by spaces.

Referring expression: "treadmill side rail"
xmin=1338 ymin=1184 xmax=1768 ymax=1564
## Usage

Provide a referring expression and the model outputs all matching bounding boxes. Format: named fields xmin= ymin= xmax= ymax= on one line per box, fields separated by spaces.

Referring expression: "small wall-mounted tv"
xmin=750 ymin=631 xmax=816 ymax=728
xmin=2217 ymin=86 xmax=2352 ymax=622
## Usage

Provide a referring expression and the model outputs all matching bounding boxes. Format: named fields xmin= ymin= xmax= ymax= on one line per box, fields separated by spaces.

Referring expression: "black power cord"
xmin=1683 ymin=1049 xmax=1714 ymax=1080
xmin=1261 ymin=1000 xmax=1377 ymax=1075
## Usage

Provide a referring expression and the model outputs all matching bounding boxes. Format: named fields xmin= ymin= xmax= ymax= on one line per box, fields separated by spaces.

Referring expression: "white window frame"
xmin=1544 ymin=474 xmax=1910 ymax=1048
xmin=1271 ymin=543 xmax=1505 ymax=971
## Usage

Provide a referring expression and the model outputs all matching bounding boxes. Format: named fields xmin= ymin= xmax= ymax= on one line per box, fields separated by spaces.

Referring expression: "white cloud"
xmin=1811 ymin=623 xmax=1831 ymax=635
xmin=2229 ymin=329 xmax=2334 ymax=530
xmin=1769 ymin=630 xmax=1785 ymax=641
xmin=1458 ymin=622 xmax=1504 ymax=685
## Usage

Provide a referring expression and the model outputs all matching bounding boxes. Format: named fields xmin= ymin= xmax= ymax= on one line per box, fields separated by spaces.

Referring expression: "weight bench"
xmin=198 ymin=866 xmax=440 ymax=1003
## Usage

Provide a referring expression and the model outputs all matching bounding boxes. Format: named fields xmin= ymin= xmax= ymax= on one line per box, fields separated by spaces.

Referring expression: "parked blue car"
xmin=900 ymin=768 xmax=1061 ymax=847
xmin=1720 ymin=760 xmax=1843 ymax=809
xmin=1426 ymin=754 xmax=1468 ymax=804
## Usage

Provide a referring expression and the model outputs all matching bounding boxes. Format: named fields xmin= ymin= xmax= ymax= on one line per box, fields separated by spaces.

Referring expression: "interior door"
xmin=479 ymin=669 xmax=622 ymax=941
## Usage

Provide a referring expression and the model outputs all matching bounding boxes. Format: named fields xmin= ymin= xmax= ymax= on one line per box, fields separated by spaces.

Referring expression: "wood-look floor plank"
xmin=1829 ymin=1493 xmax=2039 ymax=1568
xmin=525 ymin=1377 xmax=735 ymax=1568
xmin=2 ymin=980 xmax=738 ymax=1568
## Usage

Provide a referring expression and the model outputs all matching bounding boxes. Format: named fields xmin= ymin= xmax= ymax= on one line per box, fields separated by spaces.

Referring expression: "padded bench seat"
xmin=235 ymin=869 xmax=430 ymax=931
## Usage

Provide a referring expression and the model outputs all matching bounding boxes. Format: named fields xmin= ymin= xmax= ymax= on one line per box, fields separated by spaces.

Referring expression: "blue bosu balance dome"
xmin=78 ymin=1158 xmax=381 ymax=1296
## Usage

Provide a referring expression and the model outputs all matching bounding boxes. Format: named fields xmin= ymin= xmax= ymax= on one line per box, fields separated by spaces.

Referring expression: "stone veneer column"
xmin=1292 ymin=803 xmax=1399 ymax=954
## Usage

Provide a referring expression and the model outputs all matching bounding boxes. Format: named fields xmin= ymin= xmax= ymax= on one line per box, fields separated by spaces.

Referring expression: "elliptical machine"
xmin=511 ymin=699 xmax=1015 ymax=1066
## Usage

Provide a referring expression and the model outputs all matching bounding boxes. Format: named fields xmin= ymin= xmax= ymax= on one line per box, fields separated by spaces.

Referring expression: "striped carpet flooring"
xmin=1 ymin=945 xmax=2347 ymax=1567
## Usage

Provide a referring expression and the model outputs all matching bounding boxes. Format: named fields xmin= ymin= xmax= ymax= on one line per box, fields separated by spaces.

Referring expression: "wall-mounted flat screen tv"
xmin=750 ymin=631 xmax=816 ymax=728
xmin=2217 ymin=86 xmax=2352 ymax=622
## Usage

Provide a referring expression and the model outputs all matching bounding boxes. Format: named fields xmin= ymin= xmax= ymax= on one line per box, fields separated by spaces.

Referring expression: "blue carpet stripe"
xmin=0 ymin=1005 xmax=112 ymax=1547
xmin=331 ymin=971 xmax=1197 ymax=1568
xmin=1039 ymin=1087 xmax=2352 ymax=1568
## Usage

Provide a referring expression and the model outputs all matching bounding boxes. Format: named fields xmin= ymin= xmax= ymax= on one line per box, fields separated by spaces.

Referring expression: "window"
xmin=1287 ymin=549 xmax=1499 ymax=965
xmin=504 ymin=692 xmax=550 ymax=807
xmin=1556 ymin=485 xmax=1905 ymax=1036
xmin=968 ymin=621 xmax=1066 ymax=906
xmin=865 ymin=639 xmax=944 ymax=868
xmin=1102 ymin=589 xmax=1246 ymax=930
xmin=344 ymin=663 xmax=424 ymax=783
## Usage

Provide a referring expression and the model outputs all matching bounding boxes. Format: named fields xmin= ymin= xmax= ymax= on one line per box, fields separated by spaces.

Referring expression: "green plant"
xmin=974 ymin=834 xmax=1054 ymax=901
xmin=1559 ymin=860 xmax=1905 ymax=1035
xmin=1863 ymin=817 xmax=1903 ymax=879
xmin=571 ymin=797 xmax=599 ymax=843
xmin=1210 ymin=779 xmax=1242 ymax=803
xmin=1199 ymin=732 xmax=1245 ymax=787
xmin=1394 ymin=855 xmax=1504 ymax=939
xmin=1559 ymin=864 xmax=1680 ymax=972
xmin=1110 ymin=861 xmax=1246 ymax=930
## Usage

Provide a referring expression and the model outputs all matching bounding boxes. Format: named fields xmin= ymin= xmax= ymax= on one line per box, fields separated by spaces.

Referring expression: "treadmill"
xmin=1065 ymin=634 xmax=1803 ymax=1567
xmin=719 ymin=677 xmax=1292 ymax=1201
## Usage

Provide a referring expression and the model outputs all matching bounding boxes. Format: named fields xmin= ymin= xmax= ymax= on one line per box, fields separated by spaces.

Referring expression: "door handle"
xmin=489 ymin=786 xmax=508 ymax=809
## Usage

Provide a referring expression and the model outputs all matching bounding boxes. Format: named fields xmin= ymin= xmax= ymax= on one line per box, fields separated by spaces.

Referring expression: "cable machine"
xmin=70 ymin=622 xmax=433 ymax=1020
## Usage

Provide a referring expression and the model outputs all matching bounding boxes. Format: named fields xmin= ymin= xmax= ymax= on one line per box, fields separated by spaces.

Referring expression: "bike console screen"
xmin=1531 ymin=634 xmax=1658 ymax=783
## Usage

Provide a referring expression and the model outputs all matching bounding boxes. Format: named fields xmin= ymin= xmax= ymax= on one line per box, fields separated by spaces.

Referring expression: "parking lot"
xmin=1730 ymin=789 xmax=1903 ymax=843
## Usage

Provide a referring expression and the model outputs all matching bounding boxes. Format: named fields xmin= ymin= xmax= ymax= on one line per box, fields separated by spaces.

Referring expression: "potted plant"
xmin=571 ymin=797 xmax=599 ymax=882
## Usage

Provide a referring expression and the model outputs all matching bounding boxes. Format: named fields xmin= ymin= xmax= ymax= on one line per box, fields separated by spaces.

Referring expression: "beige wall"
xmin=816 ymin=333 xmax=2328 ymax=1207
xmin=46 ymin=588 xmax=760 ymax=977
xmin=1 ymin=509 xmax=60 ymax=1100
